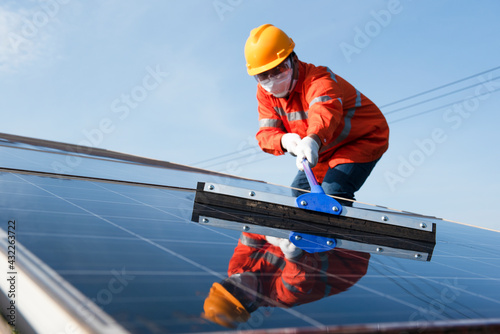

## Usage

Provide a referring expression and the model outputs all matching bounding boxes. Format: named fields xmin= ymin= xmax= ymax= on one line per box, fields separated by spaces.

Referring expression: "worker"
xmin=202 ymin=232 xmax=370 ymax=328
xmin=244 ymin=24 xmax=389 ymax=201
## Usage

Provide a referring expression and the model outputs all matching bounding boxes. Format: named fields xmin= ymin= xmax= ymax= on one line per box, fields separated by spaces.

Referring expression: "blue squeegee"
xmin=295 ymin=159 xmax=343 ymax=216
xmin=289 ymin=159 xmax=341 ymax=253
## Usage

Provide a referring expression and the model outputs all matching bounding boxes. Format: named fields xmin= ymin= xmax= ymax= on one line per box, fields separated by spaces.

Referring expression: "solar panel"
xmin=0 ymin=133 xmax=499 ymax=333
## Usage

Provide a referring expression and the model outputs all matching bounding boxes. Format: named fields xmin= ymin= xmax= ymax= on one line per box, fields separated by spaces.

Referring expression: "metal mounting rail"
xmin=197 ymin=216 xmax=432 ymax=261
xmin=202 ymin=183 xmax=435 ymax=233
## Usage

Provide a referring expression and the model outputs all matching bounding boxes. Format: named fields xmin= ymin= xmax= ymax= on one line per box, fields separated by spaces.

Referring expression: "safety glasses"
xmin=254 ymin=58 xmax=292 ymax=83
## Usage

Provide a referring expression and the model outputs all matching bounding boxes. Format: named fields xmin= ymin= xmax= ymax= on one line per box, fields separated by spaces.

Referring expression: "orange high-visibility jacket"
xmin=228 ymin=233 xmax=370 ymax=308
xmin=256 ymin=60 xmax=389 ymax=182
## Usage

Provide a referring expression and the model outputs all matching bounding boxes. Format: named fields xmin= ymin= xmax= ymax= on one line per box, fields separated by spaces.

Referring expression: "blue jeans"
xmin=290 ymin=160 xmax=380 ymax=201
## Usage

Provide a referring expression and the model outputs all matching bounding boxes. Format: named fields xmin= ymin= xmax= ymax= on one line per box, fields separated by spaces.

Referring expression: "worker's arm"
xmin=304 ymin=67 xmax=344 ymax=146
xmin=255 ymin=88 xmax=287 ymax=155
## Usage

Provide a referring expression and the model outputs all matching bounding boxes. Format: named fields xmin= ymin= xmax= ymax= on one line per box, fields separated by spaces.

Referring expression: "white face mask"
xmin=258 ymin=59 xmax=294 ymax=98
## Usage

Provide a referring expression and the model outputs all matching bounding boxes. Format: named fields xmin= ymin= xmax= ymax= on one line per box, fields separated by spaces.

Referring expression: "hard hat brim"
xmin=202 ymin=282 xmax=251 ymax=328
xmin=246 ymin=41 xmax=295 ymax=76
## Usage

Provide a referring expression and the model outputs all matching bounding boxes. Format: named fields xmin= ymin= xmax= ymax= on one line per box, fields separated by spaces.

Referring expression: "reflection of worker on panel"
xmin=202 ymin=232 xmax=370 ymax=328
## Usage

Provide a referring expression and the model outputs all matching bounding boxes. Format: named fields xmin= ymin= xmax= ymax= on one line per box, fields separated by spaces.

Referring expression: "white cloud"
xmin=0 ymin=1 xmax=69 ymax=73
xmin=0 ymin=6 xmax=33 ymax=72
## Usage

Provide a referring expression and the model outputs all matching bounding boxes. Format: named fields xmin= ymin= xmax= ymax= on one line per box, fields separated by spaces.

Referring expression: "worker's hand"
xmin=265 ymin=236 xmax=303 ymax=259
xmin=295 ymin=136 xmax=320 ymax=170
xmin=265 ymin=235 xmax=282 ymax=247
xmin=280 ymin=133 xmax=301 ymax=156
xmin=278 ymin=238 xmax=303 ymax=259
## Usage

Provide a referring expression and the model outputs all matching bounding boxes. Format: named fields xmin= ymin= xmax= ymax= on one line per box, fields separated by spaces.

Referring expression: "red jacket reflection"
xmin=229 ymin=232 xmax=370 ymax=307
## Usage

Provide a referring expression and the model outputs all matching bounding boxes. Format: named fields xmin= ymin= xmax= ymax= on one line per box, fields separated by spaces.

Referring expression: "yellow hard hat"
xmin=202 ymin=282 xmax=250 ymax=328
xmin=244 ymin=24 xmax=295 ymax=76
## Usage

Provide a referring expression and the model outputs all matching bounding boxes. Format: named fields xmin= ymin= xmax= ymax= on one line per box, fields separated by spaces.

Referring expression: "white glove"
xmin=265 ymin=236 xmax=282 ymax=247
xmin=295 ymin=136 xmax=320 ymax=171
xmin=278 ymin=238 xmax=303 ymax=259
xmin=280 ymin=133 xmax=301 ymax=156
xmin=265 ymin=236 xmax=303 ymax=259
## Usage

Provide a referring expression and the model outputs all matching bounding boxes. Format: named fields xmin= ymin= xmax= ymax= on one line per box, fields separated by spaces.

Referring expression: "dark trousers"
xmin=290 ymin=160 xmax=379 ymax=201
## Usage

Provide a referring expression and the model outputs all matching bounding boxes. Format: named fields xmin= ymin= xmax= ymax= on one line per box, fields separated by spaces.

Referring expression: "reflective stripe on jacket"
xmin=256 ymin=60 xmax=389 ymax=182
xmin=228 ymin=233 xmax=370 ymax=308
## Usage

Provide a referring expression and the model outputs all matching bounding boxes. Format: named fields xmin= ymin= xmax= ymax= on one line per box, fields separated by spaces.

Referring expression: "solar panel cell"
xmin=0 ymin=135 xmax=499 ymax=333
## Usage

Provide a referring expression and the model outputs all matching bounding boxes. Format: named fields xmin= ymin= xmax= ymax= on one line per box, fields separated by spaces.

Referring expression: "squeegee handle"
xmin=302 ymin=159 xmax=325 ymax=194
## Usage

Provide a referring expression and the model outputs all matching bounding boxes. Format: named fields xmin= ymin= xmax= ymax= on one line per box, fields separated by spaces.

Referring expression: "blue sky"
xmin=1 ymin=0 xmax=499 ymax=230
